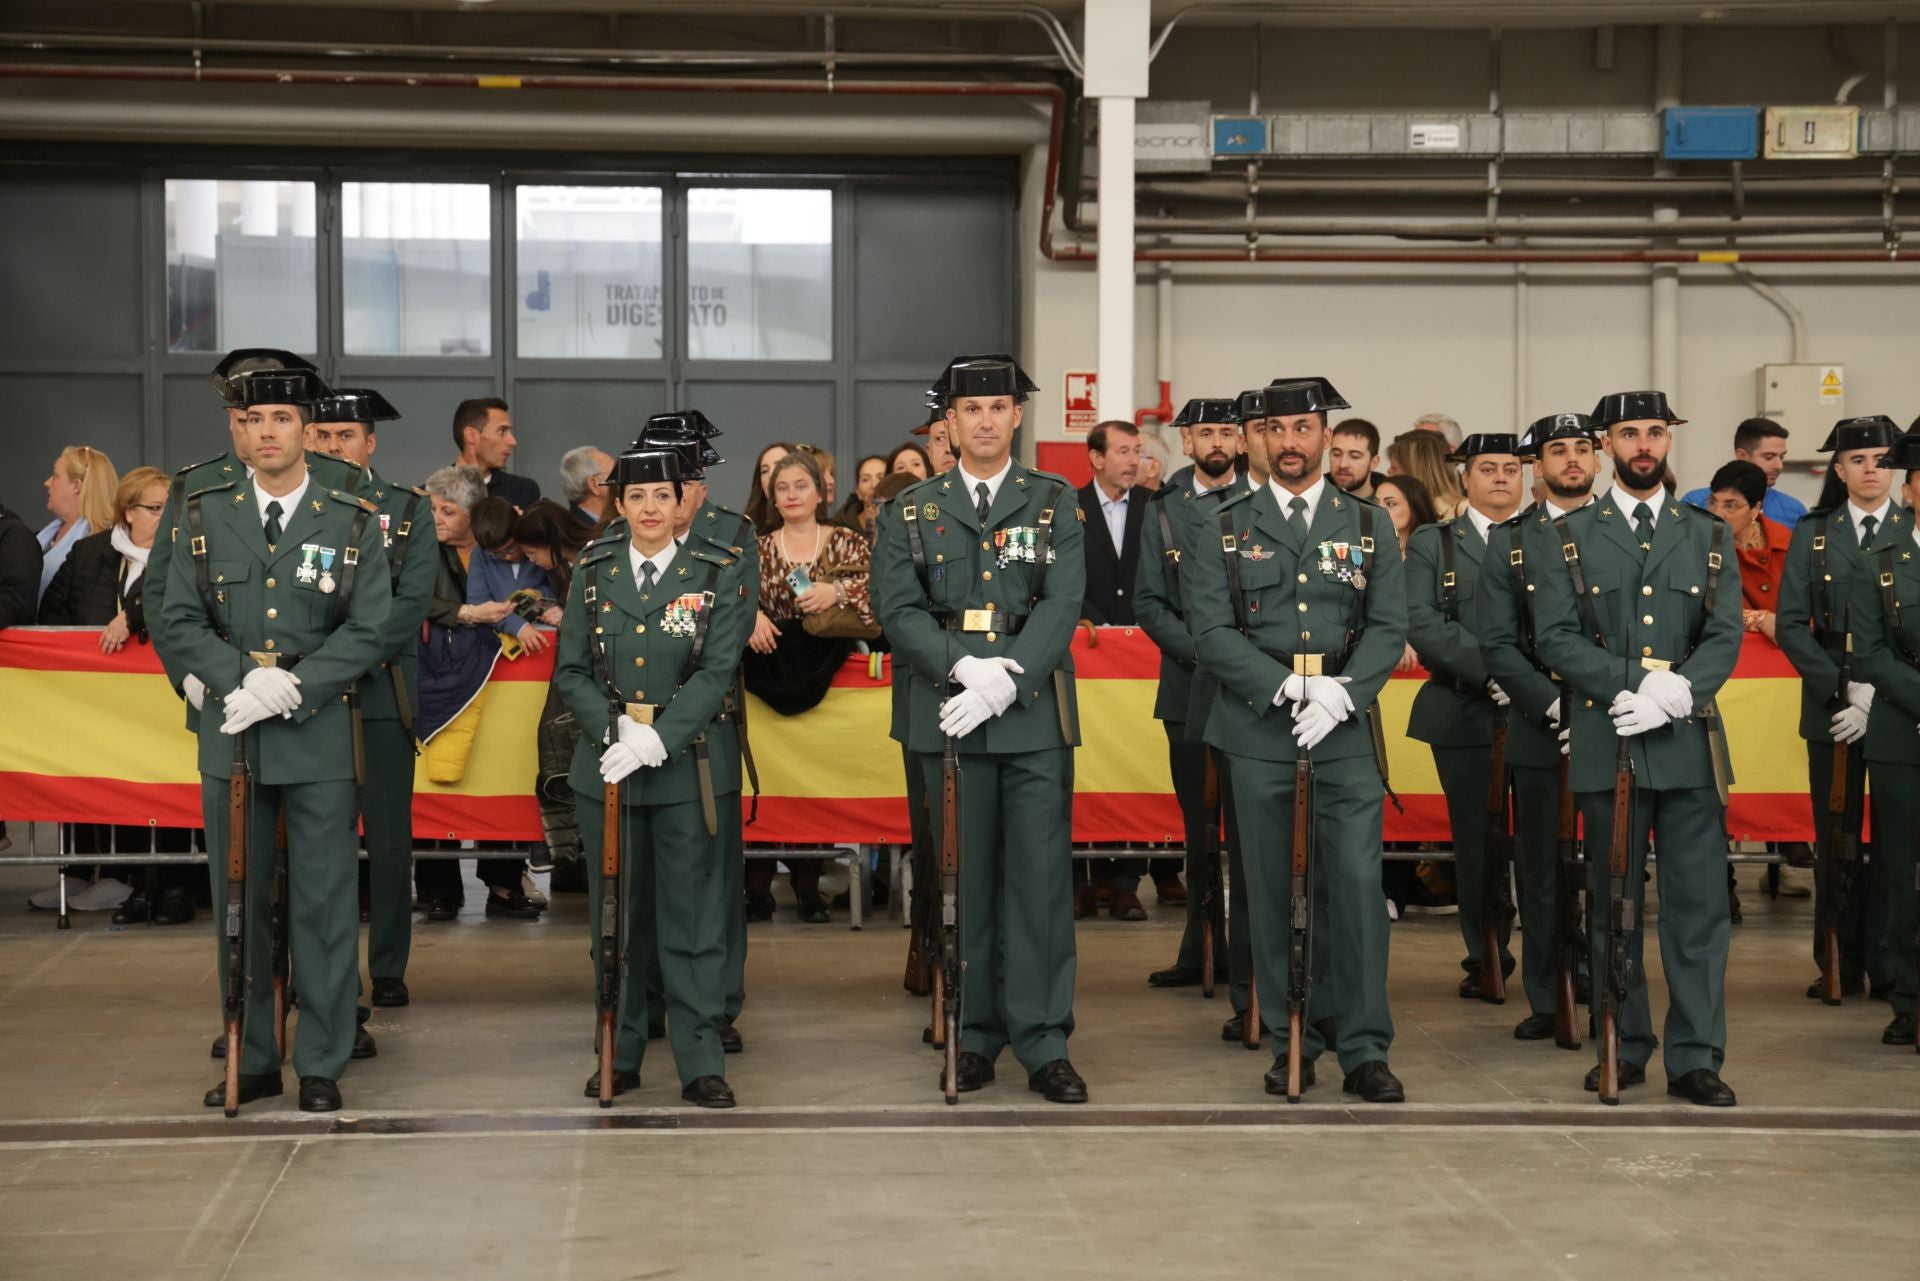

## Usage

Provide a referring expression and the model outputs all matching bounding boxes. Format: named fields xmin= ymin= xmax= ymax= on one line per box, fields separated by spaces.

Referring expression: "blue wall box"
xmin=1663 ymin=106 xmax=1760 ymax=160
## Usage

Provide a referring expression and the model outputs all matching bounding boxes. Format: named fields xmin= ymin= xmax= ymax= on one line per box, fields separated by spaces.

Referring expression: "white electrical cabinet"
xmin=1757 ymin=363 xmax=1845 ymax=456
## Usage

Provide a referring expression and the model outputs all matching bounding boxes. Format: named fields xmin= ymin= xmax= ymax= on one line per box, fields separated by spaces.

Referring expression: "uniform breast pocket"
xmin=1666 ymin=566 xmax=1707 ymax=629
xmin=208 ymin=561 xmax=250 ymax=630
xmin=1233 ymin=557 xmax=1286 ymax=619
xmin=1578 ymin=569 xmax=1624 ymax=633
xmin=287 ymin=573 xmax=334 ymax=627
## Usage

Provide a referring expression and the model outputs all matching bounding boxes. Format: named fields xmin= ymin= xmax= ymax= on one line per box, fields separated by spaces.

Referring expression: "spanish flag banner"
xmin=0 ymin=627 xmax=1813 ymax=844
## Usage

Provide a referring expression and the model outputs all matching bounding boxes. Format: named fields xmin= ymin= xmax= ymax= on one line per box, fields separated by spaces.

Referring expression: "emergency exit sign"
xmin=1064 ymin=370 xmax=1099 ymax=433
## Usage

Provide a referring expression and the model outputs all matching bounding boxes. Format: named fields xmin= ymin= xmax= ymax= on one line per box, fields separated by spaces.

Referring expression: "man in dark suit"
xmin=1075 ymin=420 xmax=1154 ymax=919
xmin=452 ymin=397 xmax=541 ymax=511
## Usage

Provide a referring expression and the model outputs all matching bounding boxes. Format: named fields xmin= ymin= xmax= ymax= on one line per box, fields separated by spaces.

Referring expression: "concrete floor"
xmin=3 ymin=856 xmax=1917 ymax=1281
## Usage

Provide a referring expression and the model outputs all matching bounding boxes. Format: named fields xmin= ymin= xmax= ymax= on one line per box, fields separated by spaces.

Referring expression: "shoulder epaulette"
xmin=1803 ymin=506 xmax=1837 ymax=523
xmin=688 ymin=546 xmax=735 ymax=567
xmin=1500 ymin=504 xmax=1535 ymax=528
xmin=329 ymin=490 xmax=378 ymax=514
xmin=174 ymin=452 xmax=229 ymax=478
xmin=184 ymin=478 xmax=237 ymax=501
xmin=1023 ymin=468 xmax=1073 ymax=490
xmin=1217 ymin=485 xmax=1258 ymax=513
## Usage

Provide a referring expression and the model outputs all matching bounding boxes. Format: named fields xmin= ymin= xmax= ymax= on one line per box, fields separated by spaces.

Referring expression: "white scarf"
xmin=112 ymin=523 xmax=150 ymax=589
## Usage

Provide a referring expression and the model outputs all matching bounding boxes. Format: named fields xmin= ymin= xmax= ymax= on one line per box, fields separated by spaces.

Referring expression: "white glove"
xmin=1609 ymin=689 xmax=1672 ymax=737
xmin=219 ymin=688 xmax=273 ymax=736
xmin=1830 ymin=704 xmax=1869 ymax=744
xmin=950 ymin=655 xmax=1024 ymax=716
xmin=1847 ymin=681 xmax=1875 ymax=713
xmin=1278 ymin=673 xmax=1354 ymax=722
xmin=617 ymin=719 xmax=669 ymax=768
xmin=1487 ymin=680 xmax=1511 ymax=706
xmin=241 ymin=665 xmax=303 ymax=717
xmin=1638 ymin=668 xmax=1693 ymax=719
xmin=183 ymin=674 xmax=206 ymax=711
xmin=1558 ymin=725 xmax=1571 ymax=757
xmin=599 ymin=741 xmax=643 ymax=785
xmin=939 ymin=689 xmax=995 ymax=738
xmin=1291 ymin=700 xmax=1339 ymax=751
xmin=1545 ymin=697 xmax=1561 ymax=728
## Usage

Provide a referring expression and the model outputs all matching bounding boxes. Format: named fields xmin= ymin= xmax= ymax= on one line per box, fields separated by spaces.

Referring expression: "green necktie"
xmin=975 ymin=482 xmax=991 ymax=524
xmin=263 ymin=500 xmax=284 ymax=548
xmin=1286 ymin=494 xmax=1309 ymax=540
xmin=1861 ymin=514 xmax=1878 ymax=551
xmin=641 ymin=559 xmax=657 ymax=587
xmin=1632 ymin=501 xmax=1653 ymax=550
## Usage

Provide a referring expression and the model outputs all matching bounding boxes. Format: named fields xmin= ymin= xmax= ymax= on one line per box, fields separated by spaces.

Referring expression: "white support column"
xmin=1085 ymin=0 xmax=1150 ymax=424
xmin=1652 ymin=24 xmax=1683 ymax=463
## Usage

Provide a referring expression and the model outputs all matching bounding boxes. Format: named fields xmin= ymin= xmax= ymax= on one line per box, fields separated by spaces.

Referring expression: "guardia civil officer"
xmin=1185 ymin=377 xmax=1409 ymax=1103
xmin=1532 ymin=391 xmax=1743 ymax=1107
xmin=554 ymin=447 xmax=747 ymax=1107
xmin=1477 ymin=413 xmax=1606 ymax=1040
xmin=1847 ymin=427 xmax=1920 ymax=1047
xmin=872 ymin=355 xmax=1089 ymax=1103
xmin=1137 ymin=398 xmax=1256 ymax=1036
xmin=307 ymin=390 xmax=441 ymax=1009
xmin=1776 ymin=415 xmax=1905 ymax=1002
xmin=152 ymin=367 xmax=393 ymax=1113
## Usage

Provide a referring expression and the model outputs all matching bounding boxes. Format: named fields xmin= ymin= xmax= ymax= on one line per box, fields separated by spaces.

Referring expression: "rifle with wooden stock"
xmin=1199 ymin=748 xmax=1220 ymax=1001
xmin=270 ymin=806 xmax=291 ymax=1062
xmin=935 ymin=727 xmax=963 ymax=1104
xmin=1282 ymin=748 xmax=1315 ymax=1102
xmin=1597 ymin=733 xmax=1635 ymax=1106
xmin=1480 ymin=702 xmax=1516 ymax=1004
xmin=1819 ymin=636 xmax=1858 ymax=1007
xmin=596 ymin=715 xmax=625 ymax=1109
xmin=221 ymin=734 xmax=251 ymax=1119
xmin=1551 ymin=754 xmax=1584 ymax=1050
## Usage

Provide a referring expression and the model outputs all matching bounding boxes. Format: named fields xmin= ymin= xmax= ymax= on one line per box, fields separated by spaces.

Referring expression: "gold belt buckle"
xmin=1640 ymin=656 xmax=1672 ymax=672
xmin=625 ymin=702 xmax=658 ymax=725
xmin=247 ymin=651 xmax=281 ymax=669
xmin=963 ymin=609 xmax=994 ymax=633
xmin=1292 ymin=654 xmax=1324 ymax=676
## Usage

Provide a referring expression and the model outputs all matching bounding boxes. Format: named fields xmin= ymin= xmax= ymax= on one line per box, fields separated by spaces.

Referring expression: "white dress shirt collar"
xmin=1464 ymin=505 xmax=1497 ymax=542
xmin=628 ymin=539 xmax=677 ymax=585
xmin=252 ymin=472 xmax=311 ymax=533
xmin=1846 ymin=497 xmax=1893 ymax=544
xmin=1607 ymin=483 xmax=1664 ymax=529
xmin=1544 ymin=494 xmax=1595 ymax=520
xmin=1267 ymin=474 xmax=1327 ymax=527
xmin=955 ymin=457 xmax=1014 ymax=512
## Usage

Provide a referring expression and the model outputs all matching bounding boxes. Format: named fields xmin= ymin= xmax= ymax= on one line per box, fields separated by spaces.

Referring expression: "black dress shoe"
xmin=951 ymin=1050 xmax=996 ymax=1092
xmin=1513 ymin=1012 xmax=1556 ymax=1041
xmin=719 ymin=1019 xmax=743 ymax=1054
xmin=1882 ymin=1012 xmax=1917 ymax=1046
xmin=1262 ymin=1057 xmax=1317 ymax=1095
xmin=152 ymin=887 xmax=196 ymax=925
xmin=681 ymin=1075 xmax=736 ymax=1108
xmin=204 ymin=1072 xmax=282 ymax=1108
xmin=352 ymin=1025 xmax=377 ymax=1060
xmin=1584 ymin=1059 xmax=1647 ymax=1092
xmin=745 ymin=890 xmax=776 ymax=923
xmin=1666 ymin=1068 xmax=1737 ymax=1107
xmin=1342 ymin=1060 xmax=1405 ymax=1103
xmin=112 ymin=893 xmax=152 ymax=925
xmin=1458 ymin=959 xmax=1518 ymax=1001
xmin=1148 ymin=965 xmax=1204 ymax=988
xmin=210 ymin=1034 xmax=226 ymax=1059
xmin=1221 ymin=1013 xmax=1246 ymax=1042
xmin=647 ymin=1022 xmax=666 ymax=1041
xmin=1027 ymin=1058 xmax=1088 ymax=1104
xmin=485 ymin=889 xmax=543 ymax=919
xmin=298 ymin=1076 xmax=342 ymax=1112
xmin=371 ymin=977 xmax=410 ymax=1008
xmin=425 ymin=898 xmax=459 ymax=922
xmin=1806 ymin=975 xmax=1866 ymax=1000
xmin=796 ymin=890 xmax=831 ymax=924
xmin=583 ymin=1068 xmax=640 ymax=1098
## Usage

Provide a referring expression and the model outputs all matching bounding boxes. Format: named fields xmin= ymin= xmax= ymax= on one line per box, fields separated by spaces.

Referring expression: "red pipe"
xmin=1135 ymin=379 xmax=1173 ymax=429
xmin=0 ymin=61 xmax=1904 ymax=265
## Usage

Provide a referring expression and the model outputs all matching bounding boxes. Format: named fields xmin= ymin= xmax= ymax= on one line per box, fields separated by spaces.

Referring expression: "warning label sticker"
xmin=1819 ymin=366 xmax=1844 ymax=401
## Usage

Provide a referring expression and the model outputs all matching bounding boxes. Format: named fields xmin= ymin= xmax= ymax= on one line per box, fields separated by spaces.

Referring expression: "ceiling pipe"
xmin=1131 ymin=213 xmax=1920 ymax=239
xmin=1132 ymin=175 xmax=1903 ymax=201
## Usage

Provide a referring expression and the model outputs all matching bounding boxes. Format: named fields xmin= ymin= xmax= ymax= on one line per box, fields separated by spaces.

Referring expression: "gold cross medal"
xmin=317 ymin=547 xmax=337 ymax=594
xmin=296 ymin=545 xmax=319 ymax=584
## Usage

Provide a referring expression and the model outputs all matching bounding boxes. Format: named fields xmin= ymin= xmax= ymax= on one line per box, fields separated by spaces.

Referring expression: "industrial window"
xmin=686 ymin=187 xmax=832 ymax=361
xmin=164 ymin=179 xmax=318 ymax=355
xmin=341 ymin=181 xmax=492 ymax=356
xmin=515 ymin=185 xmax=664 ymax=360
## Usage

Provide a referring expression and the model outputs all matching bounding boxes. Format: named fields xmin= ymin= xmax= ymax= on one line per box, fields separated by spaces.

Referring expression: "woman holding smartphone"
xmin=742 ymin=449 xmax=875 ymax=923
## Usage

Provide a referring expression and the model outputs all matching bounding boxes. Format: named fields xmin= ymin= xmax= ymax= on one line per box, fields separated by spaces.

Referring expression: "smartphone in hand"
xmin=786 ymin=565 xmax=814 ymax=597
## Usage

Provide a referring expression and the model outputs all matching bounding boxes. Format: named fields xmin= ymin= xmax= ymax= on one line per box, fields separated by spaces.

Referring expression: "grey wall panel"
xmin=853 ymin=380 xmax=934 ymax=472
xmin=0 ymin=374 xmax=144 ymax=516
xmin=0 ymin=175 xmax=142 ymax=362
xmin=683 ymin=380 xmax=835 ymax=510
xmin=852 ymin=188 xmax=1010 ymax=365
xmin=162 ymin=373 xmax=237 ymax=472
xmin=510 ymin=377 xmax=669 ymax=497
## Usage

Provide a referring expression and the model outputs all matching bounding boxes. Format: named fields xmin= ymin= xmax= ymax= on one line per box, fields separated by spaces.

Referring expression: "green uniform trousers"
xmin=1805 ymin=743 xmax=1888 ymax=988
xmin=1432 ymin=745 xmax=1515 ymax=981
xmin=1867 ymin=761 xmax=1920 ymax=1016
xmin=919 ymin=746 xmax=1076 ymax=1073
xmin=642 ymin=800 xmax=746 ymax=1027
xmin=578 ymin=788 xmax=731 ymax=1087
xmin=203 ymin=775 xmax=361 ymax=1081
xmin=1577 ymin=784 xmax=1729 ymax=1078
xmin=1166 ymin=728 xmax=1253 ymax=1015
xmin=904 ymin=743 xmax=936 ymax=986
xmin=1226 ymin=752 xmax=1393 ymax=1072
xmin=1511 ymin=763 xmax=1563 ymax=1018
xmin=360 ymin=716 xmax=415 ymax=983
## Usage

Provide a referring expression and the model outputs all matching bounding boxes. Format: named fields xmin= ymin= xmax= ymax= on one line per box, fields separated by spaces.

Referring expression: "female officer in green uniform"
xmin=554 ymin=448 xmax=745 ymax=1109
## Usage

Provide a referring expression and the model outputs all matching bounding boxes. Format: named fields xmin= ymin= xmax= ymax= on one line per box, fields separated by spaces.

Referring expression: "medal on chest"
xmin=378 ymin=512 xmax=393 ymax=549
xmin=318 ymin=547 xmax=337 ymax=594
xmin=297 ymin=544 xmax=319 ymax=584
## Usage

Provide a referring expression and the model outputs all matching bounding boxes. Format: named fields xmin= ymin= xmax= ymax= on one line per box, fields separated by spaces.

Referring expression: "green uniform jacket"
xmin=152 ymin=473 xmax=393 ymax=784
xmin=1777 ymin=505 xmax=1911 ymax=741
xmin=595 ymin=500 xmax=760 ymax=670
xmin=1478 ymin=505 xmax=1575 ymax=762
xmin=1187 ymin=483 xmax=1406 ymax=765
xmin=1405 ymin=517 xmax=1495 ymax=748
xmin=1134 ymin=483 xmax=1200 ymax=724
xmin=553 ymin=535 xmax=747 ymax=806
xmin=872 ymin=462 xmax=1084 ymax=756
xmin=1847 ymin=520 xmax=1920 ymax=766
xmin=1532 ymin=495 xmax=1743 ymax=794
xmin=356 ymin=470 xmax=440 ymax=722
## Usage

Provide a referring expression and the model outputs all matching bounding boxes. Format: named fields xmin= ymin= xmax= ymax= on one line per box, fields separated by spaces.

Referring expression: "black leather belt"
xmin=940 ymin=610 xmax=1026 ymax=635
xmin=1424 ymin=670 xmax=1481 ymax=695
xmin=1269 ymin=649 xmax=1348 ymax=677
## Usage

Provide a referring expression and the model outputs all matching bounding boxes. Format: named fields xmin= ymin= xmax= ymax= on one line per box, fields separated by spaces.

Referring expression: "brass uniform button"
xmin=1642 ymin=614 xmax=1653 ymax=625
xmin=1297 ymin=602 xmax=1309 ymax=612
xmin=1640 ymin=585 xmax=1653 ymax=596
xmin=986 ymin=631 xmax=997 ymax=642
xmin=266 ymin=608 xmax=277 ymax=619
xmin=1642 ymin=646 xmax=1653 ymax=656
xmin=634 ymin=657 xmax=645 ymax=667
xmin=1298 ymin=573 xmax=1308 ymax=583
xmin=266 ymin=577 xmax=276 ymax=588
xmin=983 ymin=571 xmax=992 ymax=580
xmin=265 ymin=639 xmax=276 ymax=650
xmin=635 ymin=624 xmax=646 ymax=634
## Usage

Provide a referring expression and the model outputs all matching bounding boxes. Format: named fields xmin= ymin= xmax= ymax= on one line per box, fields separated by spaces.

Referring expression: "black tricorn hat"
xmin=1518 ymin=412 xmax=1598 ymax=459
xmin=1241 ymin=378 xmax=1350 ymax=422
xmin=209 ymin=349 xmax=320 ymax=406
xmin=1446 ymin=432 xmax=1523 ymax=464
xmin=925 ymin=355 xmax=1038 ymax=410
xmin=910 ymin=409 xmax=946 ymax=438
xmin=632 ymin=412 xmax=723 ymax=475
xmin=1591 ymin=390 xmax=1686 ymax=429
xmin=1230 ymin=389 xmax=1265 ymax=424
xmin=312 ymin=389 xmax=400 ymax=425
xmin=1265 ymin=376 xmax=1350 ymax=411
xmin=1173 ymin=398 xmax=1237 ymax=428
xmin=232 ymin=368 xmax=328 ymax=410
xmin=610 ymin=448 xmax=685 ymax=490
xmin=1817 ymin=415 xmax=1902 ymax=454
xmin=1881 ymin=431 xmax=1920 ymax=471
